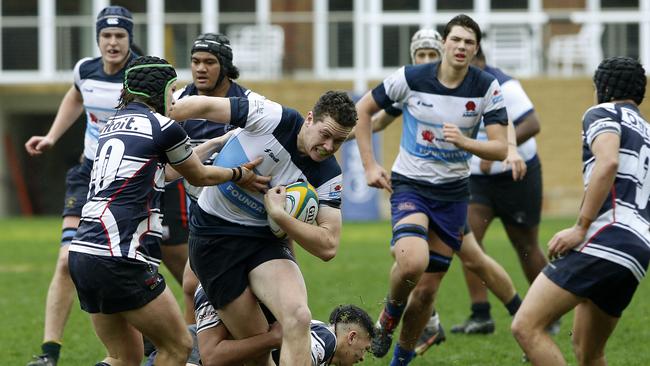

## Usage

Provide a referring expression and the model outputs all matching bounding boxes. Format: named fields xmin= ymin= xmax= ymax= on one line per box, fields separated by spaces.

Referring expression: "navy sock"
xmin=385 ymin=299 xmax=406 ymax=320
xmin=95 ymin=362 xmax=111 ymax=366
xmin=390 ymin=344 xmax=416 ymax=366
xmin=41 ymin=341 xmax=61 ymax=362
xmin=506 ymin=294 xmax=522 ymax=316
xmin=470 ymin=302 xmax=491 ymax=319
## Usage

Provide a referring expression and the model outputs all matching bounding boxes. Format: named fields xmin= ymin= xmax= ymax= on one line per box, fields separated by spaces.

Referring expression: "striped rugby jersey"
xmin=576 ymin=102 xmax=650 ymax=281
xmin=194 ymin=285 xmax=337 ymax=365
xmin=371 ymin=61 xmax=507 ymax=198
xmin=70 ymin=102 xmax=193 ymax=266
xmin=74 ymin=54 xmax=137 ymax=160
xmin=172 ymin=82 xmax=259 ymax=200
xmin=470 ymin=65 xmax=539 ymax=175
xmin=191 ymin=97 xmax=343 ymax=238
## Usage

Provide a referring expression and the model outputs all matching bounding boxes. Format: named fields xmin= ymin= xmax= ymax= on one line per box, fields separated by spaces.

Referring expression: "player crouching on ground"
xmin=145 ymin=285 xmax=374 ymax=366
xmin=67 ymin=55 xmax=269 ymax=366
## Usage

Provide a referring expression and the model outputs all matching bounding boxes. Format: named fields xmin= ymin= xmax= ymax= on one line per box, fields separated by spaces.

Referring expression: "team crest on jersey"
xmin=463 ymin=101 xmax=478 ymax=117
xmin=421 ymin=129 xmax=434 ymax=143
xmin=329 ymin=183 xmax=342 ymax=199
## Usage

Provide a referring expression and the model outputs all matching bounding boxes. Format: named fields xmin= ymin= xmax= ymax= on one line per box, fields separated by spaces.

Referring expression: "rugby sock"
xmin=61 ymin=227 xmax=77 ymax=246
xmin=41 ymin=341 xmax=61 ymax=362
xmin=505 ymin=294 xmax=522 ymax=316
xmin=470 ymin=302 xmax=491 ymax=319
xmin=390 ymin=344 xmax=416 ymax=366
xmin=385 ymin=300 xmax=406 ymax=319
xmin=95 ymin=362 xmax=111 ymax=366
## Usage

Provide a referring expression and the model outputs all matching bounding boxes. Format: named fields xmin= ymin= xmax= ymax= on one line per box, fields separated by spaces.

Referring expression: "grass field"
xmin=1 ymin=217 xmax=649 ymax=365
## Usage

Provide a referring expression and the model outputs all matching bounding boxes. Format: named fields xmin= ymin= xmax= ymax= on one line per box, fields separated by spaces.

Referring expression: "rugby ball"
xmin=268 ymin=181 xmax=319 ymax=238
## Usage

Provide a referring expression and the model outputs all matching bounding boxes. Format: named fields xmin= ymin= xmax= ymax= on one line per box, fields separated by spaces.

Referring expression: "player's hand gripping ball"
xmin=268 ymin=181 xmax=319 ymax=238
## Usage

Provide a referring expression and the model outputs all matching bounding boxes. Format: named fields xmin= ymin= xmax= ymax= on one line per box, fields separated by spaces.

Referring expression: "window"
xmin=2 ymin=0 xmax=37 ymax=16
xmin=382 ymin=0 xmax=418 ymax=11
xmin=602 ymin=0 xmax=638 ymax=8
xmin=438 ymin=0 xmax=473 ymax=11
xmin=603 ymin=23 xmax=639 ymax=59
xmin=220 ymin=0 xmax=255 ymax=12
xmin=165 ymin=0 xmax=201 ymax=13
xmin=328 ymin=22 xmax=353 ymax=68
xmin=382 ymin=25 xmax=419 ymax=67
xmin=491 ymin=0 xmax=528 ymax=10
xmin=3 ymin=28 xmax=38 ymax=70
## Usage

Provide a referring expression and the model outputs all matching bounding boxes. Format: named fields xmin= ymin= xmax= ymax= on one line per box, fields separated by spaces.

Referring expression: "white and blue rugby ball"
xmin=268 ymin=181 xmax=319 ymax=238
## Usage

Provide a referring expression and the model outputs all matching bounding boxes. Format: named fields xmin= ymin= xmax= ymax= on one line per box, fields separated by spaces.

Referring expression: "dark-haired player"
xmin=23 ymin=6 xmax=138 ymax=366
xmin=67 ymin=56 xmax=268 ymax=366
xmin=159 ymin=32 xmax=260 ymax=324
xmin=512 ymin=56 xmax=650 ymax=365
xmin=144 ymin=286 xmax=373 ymax=366
xmin=197 ymin=286 xmax=374 ymax=366
xmin=355 ymin=14 xmax=522 ymax=364
xmin=170 ymin=90 xmax=357 ymax=365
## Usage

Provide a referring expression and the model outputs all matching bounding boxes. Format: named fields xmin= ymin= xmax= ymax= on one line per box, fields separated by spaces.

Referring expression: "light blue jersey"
xmin=371 ymin=62 xmax=507 ymax=196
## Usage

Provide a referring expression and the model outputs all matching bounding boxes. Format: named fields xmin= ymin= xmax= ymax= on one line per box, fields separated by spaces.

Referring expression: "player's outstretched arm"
xmin=25 ymin=86 xmax=84 ymax=156
xmin=169 ymin=95 xmax=232 ymax=123
xmin=514 ymin=111 xmax=541 ymax=145
xmin=198 ymin=322 xmax=282 ymax=366
xmin=173 ymin=154 xmax=270 ymax=190
xmin=265 ymin=186 xmax=341 ymax=261
xmin=164 ymin=132 xmax=235 ymax=182
xmin=504 ymin=120 xmax=527 ymax=180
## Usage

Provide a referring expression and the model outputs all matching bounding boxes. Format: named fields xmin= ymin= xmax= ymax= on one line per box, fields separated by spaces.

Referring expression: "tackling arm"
xmin=197 ymin=322 xmax=282 ymax=366
xmin=170 ymin=95 xmax=232 ymax=123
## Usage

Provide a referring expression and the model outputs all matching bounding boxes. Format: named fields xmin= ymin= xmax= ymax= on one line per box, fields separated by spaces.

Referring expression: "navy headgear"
xmin=191 ymin=33 xmax=240 ymax=86
xmin=96 ymin=6 xmax=134 ymax=45
xmin=594 ymin=57 xmax=646 ymax=105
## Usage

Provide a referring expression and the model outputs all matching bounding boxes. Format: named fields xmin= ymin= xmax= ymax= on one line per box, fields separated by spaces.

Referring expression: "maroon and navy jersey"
xmin=70 ymin=102 xmax=193 ymax=266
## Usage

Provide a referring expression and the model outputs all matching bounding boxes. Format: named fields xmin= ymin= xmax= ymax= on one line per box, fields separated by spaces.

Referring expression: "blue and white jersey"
xmin=174 ymin=81 xmax=253 ymax=151
xmin=173 ymin=82 xmax=259 ymax=199
xmin=70 ymin=102 xmax=193 ymax=266
xmin=470 ymin=65 xmax=539 ymax=175
xmin=194 ymin=285 xmax=336 ymax=366
xmin=74 ymin=54 xmax=137 ymax=160
xmin=575 ymin=102 xmax=650 ymax=281
xmin=191 ymin=97 xmax=343 ymax=238
xmin=371 ymin=62 xmax=507 ymax=191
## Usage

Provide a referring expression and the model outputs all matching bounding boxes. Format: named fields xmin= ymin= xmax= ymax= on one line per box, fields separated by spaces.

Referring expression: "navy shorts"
xmin=390 ymin=191 xmax=467 ymax=251
xmin=543 ymin=251 xmax=639 ymax=317
xmin=161 ymin=180 xmax=190 ymax=246
xmin=469 ymin=160 xmax=542 ymax=227
xmin=189 ymin=233 xmax=295 ymax=309
xmin=62 ymin=158 xmax=93 ymax=217
xmin=68 ymin=252 xmax=166 ymax=314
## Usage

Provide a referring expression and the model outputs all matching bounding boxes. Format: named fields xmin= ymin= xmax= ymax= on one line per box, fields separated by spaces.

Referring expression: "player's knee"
xmin=396 ymin=257 xmax=428 ymax=282
xmin=510 ymin=314 xmax=529 ymax=343
xmin=282 ymin=304 xmax=312 ymax=333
